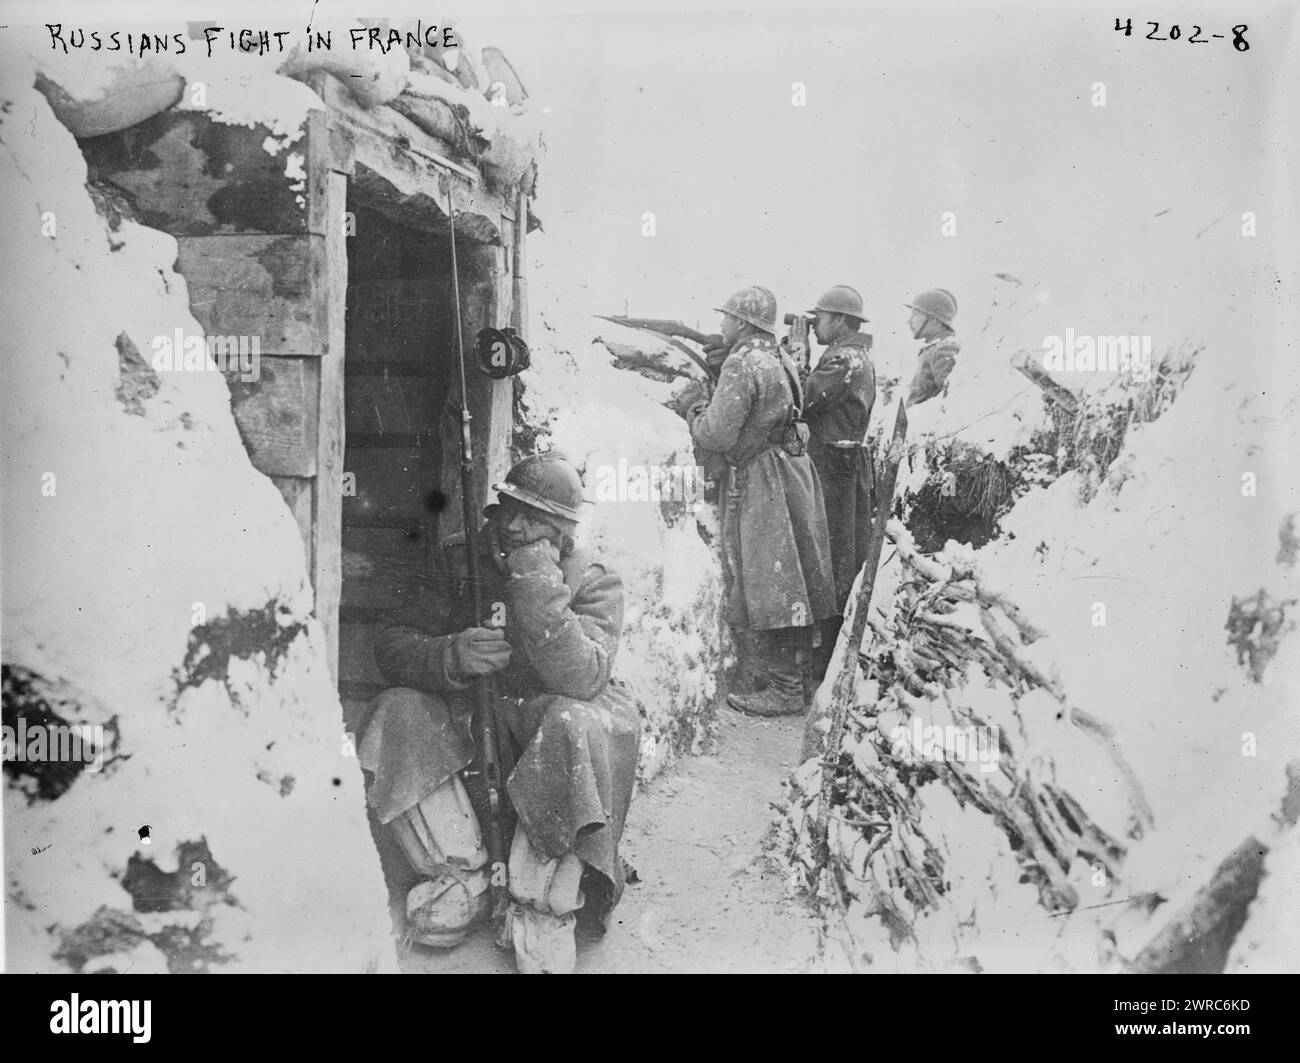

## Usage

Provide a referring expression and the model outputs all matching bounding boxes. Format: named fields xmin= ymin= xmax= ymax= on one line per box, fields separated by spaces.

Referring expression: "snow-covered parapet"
xmin=27 ymin=18 xmax=541 ymax=203
xmin=890 ymin=272 xmax=1205 ymax=553
xmin=278 ymin=18 xmax=543 ymax=196
xmin=780 ymin=300 xmax=1300 ymax=972
xmin=1 ymin=56 xmax=393 ymax=973
xmin=516 ymin=294 xmax=722 ymax=778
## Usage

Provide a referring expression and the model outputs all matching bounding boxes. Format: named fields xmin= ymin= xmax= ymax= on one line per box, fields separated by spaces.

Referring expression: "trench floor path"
xmin=398 ymin=709 xmax=823 ymax=974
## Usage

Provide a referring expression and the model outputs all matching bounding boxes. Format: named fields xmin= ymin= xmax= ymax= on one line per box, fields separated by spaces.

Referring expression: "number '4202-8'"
xmin=1113 ymin=18 xmax=1249 ymax=51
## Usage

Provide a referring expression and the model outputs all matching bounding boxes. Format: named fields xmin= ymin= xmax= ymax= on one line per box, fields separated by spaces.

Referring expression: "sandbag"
xmin=280 ymin=36 xmax=409 ymax=107
xmin=481 ymin=46 xmax=527 ymax=106
xmin=387 ymin=84 xmax=472 ymax=154
xmin=480 ymin=126 xmax=538 ymax=191
xmin=34 ymin=58 xmax=183 ymax=138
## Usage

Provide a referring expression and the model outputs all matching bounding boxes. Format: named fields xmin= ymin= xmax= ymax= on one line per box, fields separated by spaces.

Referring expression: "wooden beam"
xmin=177 ymin=234 xmax=326 ymax=356
xmin=312 ymin=161 xmax=348 ymax=683
xmin=510 ymin=185 xmax=529 ymax=334
xmin=486 ymin=244 xmax=513 ymax=489
xmin=316 ymin=74 xmax=479 ymax=182
xmin=270 ymin=475 xmax=314 ymax=570
xmin=225 ymin=356 xmax=320 ymax=477
xmin=312 ymin=75 xmax=506 ymax=246
xmin=1012 ymin=350 xmax=1080 ymax=413
xmin=1130 ymin=836 xmax=1268 ymax=973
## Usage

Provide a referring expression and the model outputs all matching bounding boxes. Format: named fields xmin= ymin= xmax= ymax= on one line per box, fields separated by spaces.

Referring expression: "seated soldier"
xmin=356 ymin=452 xmax=641 ymax=974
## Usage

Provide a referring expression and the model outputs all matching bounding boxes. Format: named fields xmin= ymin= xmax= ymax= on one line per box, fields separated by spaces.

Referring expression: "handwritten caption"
xmin=45 ymin=22 xmax=459 ymax=58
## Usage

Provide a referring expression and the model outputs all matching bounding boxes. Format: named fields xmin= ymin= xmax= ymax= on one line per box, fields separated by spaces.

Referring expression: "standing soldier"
xmin=674 ymin=284 xmax=837 ymax=717
xmin=358 ymin=452 xmax=641 ymax=974
xmin=904 ymin=288 xmax=961 ymax=406
xmin=794 ymin=285 xmax=877 ymax=674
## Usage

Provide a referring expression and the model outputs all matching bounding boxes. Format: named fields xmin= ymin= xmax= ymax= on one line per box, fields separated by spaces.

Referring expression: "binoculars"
xmin=783 ymin=312 xmax=814 ymax=327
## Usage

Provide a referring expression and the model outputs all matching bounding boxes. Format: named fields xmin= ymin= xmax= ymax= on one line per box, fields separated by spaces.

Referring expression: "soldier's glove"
xmin=701 ymin=334 xmax=729 ymax=375
xmin=784 ymin=318 xmax=810 ymax=369
xmin=667 ymin=377 xmax=709 ymax=420
xmin=449 ymin=626 xmax=513 ymax=678
xmin=504 ymin=538 xmax=563 ymax=577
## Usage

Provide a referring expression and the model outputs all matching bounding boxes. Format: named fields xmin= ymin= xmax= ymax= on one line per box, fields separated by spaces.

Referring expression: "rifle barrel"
xmin=447 ymin=183 xmax=508 ymax=897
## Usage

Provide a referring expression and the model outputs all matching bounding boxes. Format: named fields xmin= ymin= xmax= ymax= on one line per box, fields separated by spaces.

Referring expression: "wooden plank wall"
xmin=337 ymin=206 xmax=455 ymax=718
xmin=83 ymin=100 xmax=520 ymax=702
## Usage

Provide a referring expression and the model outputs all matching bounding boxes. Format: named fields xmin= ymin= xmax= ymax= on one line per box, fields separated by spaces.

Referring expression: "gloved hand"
xmin=701 ymin=334 xmax=729 ymax=375
xmin=504 ymin=538 xmax=562 ymax=577
xmin=784 ymin=317 xmax=810 ymax=370
xmin=449 ymin=626 xmax=512 ymax=679
xmin=667 ymin=377 xmax=710 ymax=419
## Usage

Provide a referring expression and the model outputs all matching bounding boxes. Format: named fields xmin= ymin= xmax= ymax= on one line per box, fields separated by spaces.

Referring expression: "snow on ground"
xmin=973 ymin=316 xmax=1300 ymax=965
xmin=2 ymin=50 xmax=393 ymax=973
xmin=794 ymin=257 xmax=1300 ymax=970
xmin=517 ymin=285 xmax=722 ymax=777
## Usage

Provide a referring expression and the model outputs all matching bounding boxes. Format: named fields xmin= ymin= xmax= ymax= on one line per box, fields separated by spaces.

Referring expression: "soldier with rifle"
xmin=787 ymin=285 xmax=877 ymax=679
xmin=670 ymin=284 xmax=837 ymax=717
xmin=356 ymin=452 xmax=641 ymax=974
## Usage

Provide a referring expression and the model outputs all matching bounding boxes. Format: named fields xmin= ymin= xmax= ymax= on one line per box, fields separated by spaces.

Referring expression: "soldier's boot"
xmin=731 ymin=627 xmax=769 ymax=695
xmin=496 ymin=826 xmax=584 ymax=974
xmin=405 ymin=869 xmax=491 ymax=948
xmin=726 ymin=668 xmax=805 ymax=717
xmin=499 ymin=903 xmax=577 ymax=974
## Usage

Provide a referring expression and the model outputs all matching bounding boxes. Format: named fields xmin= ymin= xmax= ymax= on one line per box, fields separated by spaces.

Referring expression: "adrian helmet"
xmin=808 ymin=284 xmax=867 ymax=321
xmin=491 ymin=451 xmax=587 ymax=523
xmin=714 ymin=284 xmax=778 ymax=335
xmin=904 ymin=288 xmax=958 ymax=327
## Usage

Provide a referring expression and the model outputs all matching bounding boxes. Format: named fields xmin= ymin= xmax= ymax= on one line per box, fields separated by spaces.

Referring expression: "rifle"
xmin=447 ymin=183 xmax=509 ymax=903
xmin=597 ymin=315 xmax=713 ymax=346
xmin=594 ymin=315 xmax=719 ymax=382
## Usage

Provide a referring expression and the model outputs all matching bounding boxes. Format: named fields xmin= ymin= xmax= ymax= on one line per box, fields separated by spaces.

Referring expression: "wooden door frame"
xmin=308 ymin=76 xmax=518 ymax=683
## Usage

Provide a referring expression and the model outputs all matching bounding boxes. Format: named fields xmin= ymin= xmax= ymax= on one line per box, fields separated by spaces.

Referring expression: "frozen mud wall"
xmin=1 ymin=50 xmax=394 ymax=973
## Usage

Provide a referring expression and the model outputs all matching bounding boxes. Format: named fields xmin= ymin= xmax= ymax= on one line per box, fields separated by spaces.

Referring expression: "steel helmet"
xmin=492 ymin=451 xmax=587 ymax=523
xmin=905 ymin=288 xmax=958 ymax=327
xmin=808 ymin=284 xmax=867 ymax=321
xmin=714 ymin=285 xmax=778 ymax=335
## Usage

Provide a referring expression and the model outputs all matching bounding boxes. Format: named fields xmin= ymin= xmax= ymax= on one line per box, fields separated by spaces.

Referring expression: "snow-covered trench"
xmin=782 ymin=278 xmax=1300 ymax=973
